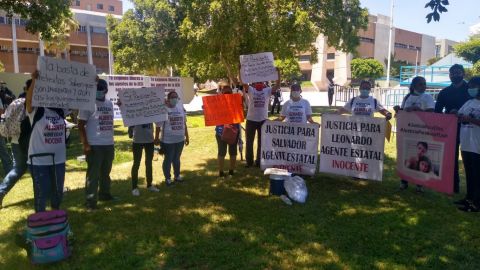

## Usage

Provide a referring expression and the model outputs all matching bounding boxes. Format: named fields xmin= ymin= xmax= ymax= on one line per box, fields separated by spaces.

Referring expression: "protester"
xmin=0 ymin=95 xmax=12 ymax=178
xmin=435 ymin=64 xmax=470 ymax=194
xmin=276 ymin=84 xmax=317 ymax=124
xmin=455 ymin=76 xmax=480 ymax=212
xmin=336 ymin=80 xmax=392 ymax=120
xmin=327 ymin=77 xmax=335 ymax=107
xmin=242 ymin=68 xmax=281 ymax=167
xmin=79 ymin=78 xmax=116 ymax=210
xmin=214 ymin=81 xmax=240 ymax=178
xmin=129 ymin=123 xmax=158 ymax=196
xmin=26 ymin=72 xmax=67 ymax=212
xmin=270 ymin=88 xmax=282 ymax=115
xmin=0 ymin=80 xmax=30 ymax=208
xmin=395 ymin=76 xmax=434 ymax=193
xmin=0 ymin=80 xmax=16 ymax=106
xmin=154 ymin=91 xmax=189 ymax=186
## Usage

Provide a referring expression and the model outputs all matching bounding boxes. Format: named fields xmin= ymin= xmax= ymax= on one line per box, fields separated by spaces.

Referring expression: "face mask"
xmin=169 ymin=98 xmax=178 ymax=106
xmin=96 ymin=91 xmax=105 ymax=100
xmin=413 ymin=90 xmax=424 ymax=95
xmin=468 ymin=88 xmax=479 ymax=98
xmin=451 ymin=76 xmax=463 ymax=84
xmin=360 ymin=89 xmax=370 ymax=98
xmin=291 ymin=91 xmax=301 ymax=98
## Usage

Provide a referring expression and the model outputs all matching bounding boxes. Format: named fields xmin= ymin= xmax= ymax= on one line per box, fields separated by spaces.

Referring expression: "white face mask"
xmin=291 ymin=91 xmax=301 ymax=99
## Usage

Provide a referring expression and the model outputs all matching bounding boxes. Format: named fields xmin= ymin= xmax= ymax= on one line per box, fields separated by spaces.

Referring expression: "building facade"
xmin=0 ymin=0 xmax=122 ymax=74
xmin=435 ymin=39 xmax=458 ymax=59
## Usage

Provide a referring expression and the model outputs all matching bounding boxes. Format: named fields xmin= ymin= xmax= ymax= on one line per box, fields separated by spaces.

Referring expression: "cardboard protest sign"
xmin=396 ymin=111 xmax=457 ymax=194
xmin=319 ymin=114 xmax=386 ymax=181
xmin=261 ymin=120 xmax=319 ymax=175
xmin=240 ymin=52 xmax=278 ymax=84
xmin=33 ymin=56 xmax=96 ymax=110
xmin=117 ymin=87 xmax=167 ymax=127
xmin=202 ymin=94 xmax=244 ymax=126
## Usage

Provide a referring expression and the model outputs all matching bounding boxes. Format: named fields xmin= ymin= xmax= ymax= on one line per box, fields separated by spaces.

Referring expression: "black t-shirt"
xmin=434 ymin=81 xmax=470 ymax=113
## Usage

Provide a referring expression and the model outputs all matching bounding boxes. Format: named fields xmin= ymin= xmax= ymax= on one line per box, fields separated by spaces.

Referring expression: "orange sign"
xmin=202 ymin=94 xmax=244 ymax=126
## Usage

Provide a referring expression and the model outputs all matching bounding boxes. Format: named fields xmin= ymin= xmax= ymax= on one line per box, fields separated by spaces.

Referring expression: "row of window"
xmin=359 ymin=36 xmax=375 ymax=43
xmin=0 ymin=17 xmax=28 ymax=26
xmin=73 ymin=0 xmax=115 ymax=12
xmin=77 ymin=25 xmax=107 ymax=34
xmin=395 ymin=42 xmax=421 ymax=51
xmin=0 ymin=46 xmax=108 ymax=58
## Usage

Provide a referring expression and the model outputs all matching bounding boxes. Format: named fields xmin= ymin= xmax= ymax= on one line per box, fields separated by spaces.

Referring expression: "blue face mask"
xmin=359 ymin=89 xmax=370 ymax=97
xmin=169 ymin=98 xmax=178 ymax=106
xmin=96 ymin=91 xmax=105 ymax=100
xmin=468 ymin=88 xmax=479 ymax=98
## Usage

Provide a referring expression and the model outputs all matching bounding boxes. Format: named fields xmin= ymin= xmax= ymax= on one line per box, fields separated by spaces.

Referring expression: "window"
xmin=448 ymin=45 xmax=454 ymax=54
xmin=359 ymin=36 xmax=374 ymax=43
xmin=327 ymin=53 xmax=335 ymax=60
xmin=97 ymin=3 xmax=104 ymax=10
xmin=78 ymin=25 xmax=87 ymax=32
xmin=435 ymin=45 xmax=441 ymax=58
xmin=91 ymin=26 xmax=107 ymax=34
xmin=108 ymin=5 xmax=115 ymax=12
xmin=394 ymin=42 xmax=408 ymax=49
xmin=74 ymin=0 xmax=80 ymax=6
xmin=298 ymin=55 xmax=310 ymax=62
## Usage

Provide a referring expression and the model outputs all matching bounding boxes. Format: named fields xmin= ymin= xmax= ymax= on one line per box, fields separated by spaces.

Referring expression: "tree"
xmin=108 ymin=0 xmax=369 ymax=81
xmin=454 ymin=37 xmax=480 ymax=64
xmin=274 ymin=58 xmax=301 ymax=83
xmin=0 ymin=60 xmax=4 ymax=72
xmin=425 ymin=0 xmax=449 ymax=23
xmin=0 ymin=1 xmax=73 ymax=40
xmin=427 ymin=56 xmax=442 ymax=66
xmin=384 ymin=54 xmax=409 ymax=78
xmin=351 ymin=58 xmax=384 ymax=80
xmin=43 ymin=15 xmax=79 ymax=58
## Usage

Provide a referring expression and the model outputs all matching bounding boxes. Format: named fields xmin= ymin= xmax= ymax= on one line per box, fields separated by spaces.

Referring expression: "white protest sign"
xmin=261 ymin=120 xmax=319 ymax=175
xmin=33 ymin=56 xmax=96 ymax=110
xmin=319 ymin=114 xmax=386 ymax=181
xmin=240 ymin=52 xmax=278 ymax=84
xmin=117 ymin=87 xmax=167 ymax=127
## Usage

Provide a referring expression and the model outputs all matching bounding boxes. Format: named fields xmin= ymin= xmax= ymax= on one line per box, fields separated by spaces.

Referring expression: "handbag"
xmin=221 ymin=124 xmax=239 ymax=145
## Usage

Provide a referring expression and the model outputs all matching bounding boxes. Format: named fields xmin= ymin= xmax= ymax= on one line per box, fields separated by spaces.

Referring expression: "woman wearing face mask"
xmin=336 ymin=80 xmax=392 ymax=120
xmin=395 ymin=76 xmax=434 ymax=193
xmin=455 ymin=76 xmax=480 ymax=212
xmin=276 ymin=84 xmax=317 ymax=124
xmin=154 ymin=91 xmax=189 ymax=186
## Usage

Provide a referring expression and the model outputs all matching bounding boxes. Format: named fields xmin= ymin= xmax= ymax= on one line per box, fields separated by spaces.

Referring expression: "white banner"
xmin=319 ymin=114 xmax=386 ymax=181
xmin=261 ymin=120 xmax=319 ymax=175
xmin=117 ymin=87 xmax=167 ymax=127
xmin=240 ymin=52 xmax=278 ymax=84
xmin=33 ymin=56 xmax=96 ymax=110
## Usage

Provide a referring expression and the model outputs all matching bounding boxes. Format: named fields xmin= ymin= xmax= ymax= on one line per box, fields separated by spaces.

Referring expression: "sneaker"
xmin=132 ymin=188 xmax=140 ymax=196
xmin=174 ymin=176 xmax=184 ymax=183
xmin=85 ymin=202 xmax=98 ymax=212
xmin=280 ymin=195 xmax=293 ymax=205
xmin=399 ymin=182 xmax=408 ymax=191
xmin=147 ymin=186 xmax=160 ymax=192
xmin=454 ymin=198 xmax=468 ymax=206
xmin=228 ymin=170 xmax=234 ymax=178
xmin=165 ymin=179 xmax=173 ymax=186
xmin=415 ymin=186 xmax=425 ymax=194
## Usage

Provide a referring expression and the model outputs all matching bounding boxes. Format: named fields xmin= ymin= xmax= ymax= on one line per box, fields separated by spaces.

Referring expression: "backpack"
xmin=0 ymin=98 xmax=26 ymax=139
xmin=221 ymin=124 xmax=239 ymax=145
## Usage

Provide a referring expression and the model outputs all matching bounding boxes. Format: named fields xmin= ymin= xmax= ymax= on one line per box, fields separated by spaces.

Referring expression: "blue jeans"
xmin=29 ymin=163 xmax=65 ymax=212
xmin=161 ymin=141 xmax=184 ymax=180
xmin=0 ymin=144 xmax=28 ymax=197
xmin=0 ymin=136 xmax=12 ymax=176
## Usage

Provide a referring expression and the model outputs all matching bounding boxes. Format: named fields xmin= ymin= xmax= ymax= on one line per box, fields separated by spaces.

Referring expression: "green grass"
xmin=0 ymin=106 xmax=479 ymax=270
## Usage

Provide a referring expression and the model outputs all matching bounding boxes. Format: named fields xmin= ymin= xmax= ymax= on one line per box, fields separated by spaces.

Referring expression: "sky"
xmin=122 ymin=0 xmax=479 ymax=42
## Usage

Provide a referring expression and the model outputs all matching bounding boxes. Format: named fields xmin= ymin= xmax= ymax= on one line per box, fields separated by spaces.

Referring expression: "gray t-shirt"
xmin=133 ymin=124 xmax=154 ymax=144
xmin=158 ymin=103 xmax=186 ymax=144
xmin=78 ymin=100 xmax=114 ymax=145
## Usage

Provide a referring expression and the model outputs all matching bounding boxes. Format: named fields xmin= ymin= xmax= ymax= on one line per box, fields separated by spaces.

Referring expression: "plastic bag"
xmin=284 ymin=176 xmax=308 ymax=203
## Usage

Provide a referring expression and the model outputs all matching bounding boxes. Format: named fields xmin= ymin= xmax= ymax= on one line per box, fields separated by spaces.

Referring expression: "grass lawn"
xmin=0 ymin=106 xmax=479 ymax=270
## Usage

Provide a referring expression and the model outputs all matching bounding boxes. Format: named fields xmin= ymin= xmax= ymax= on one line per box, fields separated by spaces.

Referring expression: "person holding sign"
xmin=242 ymin=68 xmax=281 ymax=168
xmin=394 ymin=76 xmax=435 ymax=193
xmin=129 ymin=124 xmax=158 ymax=196
xmin=336 ymin=80 xmax=392 ymax=120
xmin=26 ymin=71 xmax=67 ymax=212
xmin=456 ymin=76 xmax=480 ymax=212
xmin=79 ymin=78 xmax=116 ymax=210
xmin=276 ymin=84 xmax=317 ymax=124
xmin=154 ymin=91 xmax=189 ymax=186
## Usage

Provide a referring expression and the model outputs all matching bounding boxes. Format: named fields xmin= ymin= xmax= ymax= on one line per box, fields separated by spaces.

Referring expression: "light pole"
xmin=386 ymin=0 xmax=395 ymax=87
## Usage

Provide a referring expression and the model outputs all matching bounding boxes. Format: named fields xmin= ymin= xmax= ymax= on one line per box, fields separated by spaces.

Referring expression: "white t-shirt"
xmin=401 ymin=93 xmax=435 ymax=111
xmin=281 ymin=99 xmax=312 ymax=123
xmin=458 ymin=99 xmax=480 ymax=154
xmin=159 ymin=103 xmax=186 ymax=144
xmin=27 ymin=108 xmax=66 ymax=165
xmin=78 ymin=100 xmax=114 ymax=145
xmin=246 ymin=86 xmax=272 ymax=121
xmin=344 ymin=96 xmax=385 ymax=117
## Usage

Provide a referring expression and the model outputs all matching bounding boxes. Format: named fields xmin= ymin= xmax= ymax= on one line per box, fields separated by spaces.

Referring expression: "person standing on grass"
xmin=26 ymin=71 xmax=67 ymax=212
xmin=394 ymin=76 xmax=435 ymax=193
xmin=435 ymin=64 xmax=470 ymax=194
xmin=270 ymin=88 xmax=282 ymax=115
xmin=129 ymin=123 xmax=158 ymax=196
xmin=276 ymin=83 xmax=318 ymax=124
xmin=79 ymin=78 xmax=116 ymax=210
xmin=241 ymin=68 xmax=281 ymax=167
xmin=154 ymin=91 xmax=189 ymax=186
xmin=455 ymin=76 xmax=480 ymax=212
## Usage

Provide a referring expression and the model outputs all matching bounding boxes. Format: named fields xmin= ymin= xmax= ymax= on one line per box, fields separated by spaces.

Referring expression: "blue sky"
xmin=122 ymin=0 xmax=479 ymax=42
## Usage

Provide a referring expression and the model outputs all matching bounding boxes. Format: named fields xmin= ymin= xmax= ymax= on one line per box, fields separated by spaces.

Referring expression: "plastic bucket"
xmin=269 ymin=174 xmax=286 ymax=196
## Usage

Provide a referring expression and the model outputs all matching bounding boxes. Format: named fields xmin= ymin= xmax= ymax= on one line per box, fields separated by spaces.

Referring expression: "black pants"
xmin=461 ymin=151 xmax=480 ymax=206
xmin=328 ymin=91 xmax=334 ymax=106
xmin=245 ymin=120 xmax=265 ymax=166
xmin=271 ymin=98 xmax=281 ymax=114
xmin=131 ymin=142 xmax=154 ymax=189
xmin=453 ymin=134 xmax=461 ymax=193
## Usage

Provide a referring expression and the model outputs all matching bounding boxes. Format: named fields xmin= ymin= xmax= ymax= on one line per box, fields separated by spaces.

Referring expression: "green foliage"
xmin=274 ymin=58 xmax=302 ymax=83
xmin=425 ymin=0 xmax=449 ymax=23
xmin=464 ymin=61 xmax=480 ymax=80
xmin=351 ymin=58 xmax=384 ymax=80
xmin=454 ymin=37 xmax=480 ymax=64
xmin=108 ymin=0 xmax=368 ymax=80
xmin=384 ymin=55 xmax=410 ymax=78
xmin=427 ymin=56 xmax=442 ymax=66
xmin=43 ymin=16 xmax=79 ymax=58
xmin=0 ymin=0 xmax=73 ymax=40
xmin=0 ymin=60 xmax=4 ymax=72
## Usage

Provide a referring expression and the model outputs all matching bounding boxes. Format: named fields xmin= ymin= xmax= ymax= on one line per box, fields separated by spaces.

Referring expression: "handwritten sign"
xmin=117 ymin=87 xmax=167 ymax=127
xmin=202 ymin=94 xmax=244 ymax=126
xmin=261 ymin=120 xmax=319 ymax=175
xmin=240 ymin=52 xmax=278 ymax=84
xmin=33 ymin=56 xmax=96 ymax=110
xmin=319 ymin=114 xmax=386 ymax=181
